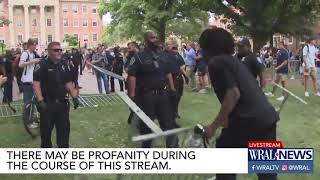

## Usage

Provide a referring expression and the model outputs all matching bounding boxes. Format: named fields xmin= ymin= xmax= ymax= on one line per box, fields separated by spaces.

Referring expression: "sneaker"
xmin=265 ymin=92 xmax=274 ymax=97
xmin=316 ymin=92 xmax=320 ymax=97
xmin=198 ymin=89 xmax=207 ymax=94
xmin=28 ymin=122 xmax=39 ymax=129
xmin=305 ymin=92 xmax=309 ymax=97
xmin=276 ymin=96 xmax=284 ymax=101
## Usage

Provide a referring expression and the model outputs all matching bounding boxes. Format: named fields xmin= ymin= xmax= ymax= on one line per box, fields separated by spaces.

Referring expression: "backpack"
xmin=18 ymin=51 xmax=40 ymax=78
xmin=300 ymin=45 xmax=309 ymax=63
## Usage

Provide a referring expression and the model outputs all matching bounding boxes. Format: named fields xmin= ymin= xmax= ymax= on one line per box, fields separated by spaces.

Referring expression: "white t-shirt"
xmin=20 ymin=51 xmax=35 ymax=83
xmin=303 ymin=44 xmax=317 ymax=68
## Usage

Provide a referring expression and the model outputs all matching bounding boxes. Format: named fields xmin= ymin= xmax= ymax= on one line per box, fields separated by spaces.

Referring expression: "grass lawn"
xmin=0 ymin=83 xmax=319 ymax=180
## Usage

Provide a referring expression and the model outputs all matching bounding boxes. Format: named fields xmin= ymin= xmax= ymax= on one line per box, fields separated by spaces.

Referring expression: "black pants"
xmin=137 ymin=90 xmax=178 ymax=148
xmin=216 ymin=122 xmax=277 ymax=180
xmin=110 ymin=70 xmax=124 ymax=92
xmin=171 ymin=74 xmax=184 ymax=118
xmin=40 ymin=99 xmax=70 ymax=148
xmin=2 ymin=75 xmax=13 ymax=103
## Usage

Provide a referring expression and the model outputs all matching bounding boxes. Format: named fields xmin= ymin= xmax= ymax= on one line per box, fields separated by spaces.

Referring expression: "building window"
xmin=46 ymin=7 xmax=51 ymax=13
xmin=48 ymin=35 xmax=53 ymax=43
xmin=82 ymin=5 xmax=87 ymax=13
xmin=63 ymin=18 xmax=68 ymax=26
xmin=83 ymin=18 xmax=88 ymax=27
xmin=288 ymin=36 xmax=294 ymax=44
xmin=92 ymin=7 xmax=97 ymax=13
xmin=72 ymin=5 xmax=78 ymax=13
xmin=74 ymin=34 xmax=79 ymax=42
xmin=63 ymin=5 xmax=67 ymax=13
xmin=16 ymin=21 xmax=22 ymax=27
xmin=93 ymin=33 xmax=97 ymax=41
xmin=32 ymin=19 xmax=37 ymax=26
xmin=92 ymin=19 xmax=97 ymax=27
xmin=18 ymin=35 xmax=23 ymax=43
xmin=47 ymin=19 xmax=52 ymax=26
xmin=84 ymin=33 xmax=88 ymax=41
xmin=73 ymin=19 xmax=79 ymax=27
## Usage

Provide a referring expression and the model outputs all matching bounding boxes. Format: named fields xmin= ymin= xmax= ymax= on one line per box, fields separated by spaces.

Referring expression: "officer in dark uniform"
xmin=70 ymin=48 xmax=84 ymax=94
xmin=0 ymin=50 xmax=14 ymax=103
xmin=127 ymin=31 xmax=178 ymax=148
xmin=33 ymin=42 xmax=80 ymax=148
xmin=110 ymin=46 xmax=124 ymax=92
xmin=236 ymin=38 xmax=266 ymax=89
xmin=164 ymin=40 xmax=188 ymax=121
xmin=200 ymin=28 xmax=278 ymax=180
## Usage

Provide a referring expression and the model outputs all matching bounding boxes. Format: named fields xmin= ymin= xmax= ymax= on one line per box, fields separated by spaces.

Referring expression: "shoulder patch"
xmin=129 ymin=57 xmax=136 ymax=66
xmin=34 ymin=63 xmax=40 ymax=72
xmin=256 ymin=57 xmax=263 ymax=64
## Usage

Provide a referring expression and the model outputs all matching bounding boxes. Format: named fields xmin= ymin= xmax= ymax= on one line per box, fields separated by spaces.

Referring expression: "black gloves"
xmin=72 ymin=97 xmax=80 ymax=110
xmin=37 ymin=100 xmax=47 ymax=112
xmin=170 ymin=90 xmax=179 ymax=99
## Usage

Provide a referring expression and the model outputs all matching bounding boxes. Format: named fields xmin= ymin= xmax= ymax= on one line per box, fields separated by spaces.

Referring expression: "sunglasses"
xmin=49 ymin=49 xmax=63 ymax=52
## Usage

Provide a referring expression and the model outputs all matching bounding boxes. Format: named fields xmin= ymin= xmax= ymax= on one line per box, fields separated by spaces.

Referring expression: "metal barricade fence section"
xmin=0 ymin=94 xmax=123 ymax=118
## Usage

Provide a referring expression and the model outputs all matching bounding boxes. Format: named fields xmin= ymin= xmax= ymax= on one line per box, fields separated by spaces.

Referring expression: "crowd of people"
xmin=0 ymin=28 xmax=319 ymax=150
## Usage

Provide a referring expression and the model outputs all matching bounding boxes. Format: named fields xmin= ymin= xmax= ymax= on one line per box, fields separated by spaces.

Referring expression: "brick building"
xmin=0 ymin=0 xmax=102 ymax=48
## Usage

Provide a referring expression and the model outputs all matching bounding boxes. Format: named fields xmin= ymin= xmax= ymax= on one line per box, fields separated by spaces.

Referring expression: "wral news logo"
xmin=248 ymin=141 xmax=313 ymax=174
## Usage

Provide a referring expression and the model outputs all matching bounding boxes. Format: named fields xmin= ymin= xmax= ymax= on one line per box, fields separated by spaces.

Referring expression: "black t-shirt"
xmin=128 ymin=49 xmax=171 ymax=91
xmin=165 ymin=51 xmax=185 ymax=75
xmin=237 ymin=53 xmax=265 ymax=79
xmin=113 ymin=52 xmax=124 ymax=71
xmin=33 ymin=58 xmax=73 ymax=100
xmin=208 ymin=55 xmax=279 ymax=129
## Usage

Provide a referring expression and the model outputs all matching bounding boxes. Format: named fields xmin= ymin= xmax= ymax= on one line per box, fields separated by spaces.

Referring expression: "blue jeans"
xmin=22 ymin=83 xmax=34 ymax=124
xmin=317 ymin=67 xmax=320 ymax=92
xmin=95 ymin=70 xmax=109 ymax=94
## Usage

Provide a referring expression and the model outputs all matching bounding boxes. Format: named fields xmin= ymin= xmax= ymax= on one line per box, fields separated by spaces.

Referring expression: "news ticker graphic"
xmin=0 ymin=148 xmax=247 ymax=174
xmin=0 ymin=144 xmax=313 ymax=174
xmin=248 ymin=141 xmax=313 ymax=174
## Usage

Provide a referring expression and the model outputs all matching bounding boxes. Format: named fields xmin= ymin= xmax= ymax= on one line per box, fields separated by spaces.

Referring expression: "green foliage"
xmin=0 ymin=16 xmax=11 ymax=26
xmin=196 ymin=0 xmax=320 ymax=52
xmin=63 ymin=35 xmax=78 ymax=46
xmin=99 ymin=0 xmax=209 ymax=44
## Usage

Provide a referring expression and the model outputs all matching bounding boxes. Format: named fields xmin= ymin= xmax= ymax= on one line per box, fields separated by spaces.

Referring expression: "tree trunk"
xmin=269 ymin=34 xmax=274 ymax=48
xmin=252 ymin=35 xmax=268 ymax=55
xmin=157 ymin=19 xmax=166 ymax=44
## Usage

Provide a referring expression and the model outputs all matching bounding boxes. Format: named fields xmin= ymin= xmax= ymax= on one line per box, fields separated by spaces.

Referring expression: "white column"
xmin=24 ymin=5 xmax=30 ymax=41
xmin=40 ymin=5 xmax=46 ymax=45
xmin=54 ymin=5 xmax=60 ymax=42
xmin=8 ymin=5 xmax=15 ymax=46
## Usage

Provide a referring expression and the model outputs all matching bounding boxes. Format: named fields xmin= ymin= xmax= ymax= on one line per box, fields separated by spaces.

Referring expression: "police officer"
xmin=165 ymin=40 xmax=188 ymax=121
xmin=0 ymin=50 xmax=14 ymax=103
xmin=70 ymin=48 xmax=84 ymax=93
xmin=236 ymin=38 xmax=266 ymax=89
xmin=200 ymin=28 xmax=278 ymax=180
xmin=127 ymin=31 xmax=178 ymax=148
xmin=110 ymin=46 xmax=124 ymax=92
xmin=33 ymin=42 xmax=79 ymax=148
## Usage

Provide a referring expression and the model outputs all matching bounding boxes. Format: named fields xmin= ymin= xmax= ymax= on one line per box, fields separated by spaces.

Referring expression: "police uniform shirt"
xmin=166 ymin=51 xmax=185 ymax=75
xmin=237 ymin=53 xmax=265 ymax=78
xmin=208 ymin=55 xmax=279 ymax=129
xmin=128 ymin=49 xmax=171 ymax=90
xmin=33 ymin=59 xmax=73 ymax=99
xmin=276 ymin=48 xmax=289 ymax=74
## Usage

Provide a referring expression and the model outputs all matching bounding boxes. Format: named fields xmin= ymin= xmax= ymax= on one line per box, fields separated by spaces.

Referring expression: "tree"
xmin=0 ymin=17 xmax=11 ymax=26
xmin=63 ymin=35 xmax=78 ymax=46
xmin=99 ymin=0 xmax=209 ymax=43
xmin=197 ymin=0 xmax=320 ymax=53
